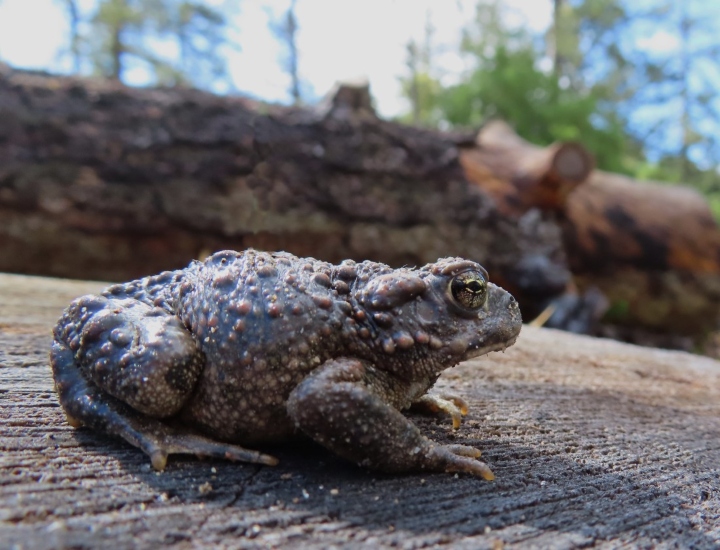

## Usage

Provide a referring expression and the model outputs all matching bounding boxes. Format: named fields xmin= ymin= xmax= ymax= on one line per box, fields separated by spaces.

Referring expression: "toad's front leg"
xmin=286 ymin=358 xmax=494 ymax=480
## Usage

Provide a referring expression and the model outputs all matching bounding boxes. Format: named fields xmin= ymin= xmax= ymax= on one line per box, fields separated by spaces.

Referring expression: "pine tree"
xmin=56 ymin=0 xmax=239 ymax=89
xmin=270 ymin=0 xmax=303 ymax=105
xmin=398 ymin=12 xmax=442 ymax=126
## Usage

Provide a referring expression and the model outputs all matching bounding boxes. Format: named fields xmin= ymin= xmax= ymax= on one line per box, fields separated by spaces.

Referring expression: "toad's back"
xmin=93 ymin=249 xmax=404 ymax=442
xmin=168 ymin=250 xmax=364 ymax=441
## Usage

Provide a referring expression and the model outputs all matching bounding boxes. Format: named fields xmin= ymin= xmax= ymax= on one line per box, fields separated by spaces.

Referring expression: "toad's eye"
xmin=450 ymin=271 xmax=488 ymax=309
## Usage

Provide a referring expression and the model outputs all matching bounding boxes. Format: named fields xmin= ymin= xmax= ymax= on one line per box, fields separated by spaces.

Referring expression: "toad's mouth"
xmin=463 ymin=333 xmax=520 ymax=360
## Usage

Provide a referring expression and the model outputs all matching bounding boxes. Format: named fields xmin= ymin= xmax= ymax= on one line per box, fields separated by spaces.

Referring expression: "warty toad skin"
xmin=51 ymin=249 xmax=522 ymax=480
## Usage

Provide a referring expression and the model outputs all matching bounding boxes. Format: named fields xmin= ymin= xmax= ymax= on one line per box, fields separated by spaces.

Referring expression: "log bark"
xmin=564 ymin=171 xmax=720 ymax=338
xmin=0 ymin=65 xmax=568 ymax=319
xmin=1 ymin=273 xmax=719 ymax=548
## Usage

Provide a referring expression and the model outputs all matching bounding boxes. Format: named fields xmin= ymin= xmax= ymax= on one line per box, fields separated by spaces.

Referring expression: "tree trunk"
xmin=1 ymin=272 xmax=718 ymax=548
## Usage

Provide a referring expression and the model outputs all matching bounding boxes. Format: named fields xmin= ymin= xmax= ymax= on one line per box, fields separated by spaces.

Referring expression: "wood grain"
xmin=1 ymin=272 xmax=718 ymax=548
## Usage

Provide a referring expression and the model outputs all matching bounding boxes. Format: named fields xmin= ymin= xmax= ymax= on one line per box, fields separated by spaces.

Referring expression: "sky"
xmin=0 ymin=0 xmax=553 ymax=118
xmin=2 ymin=0 xmax=718 ymax=168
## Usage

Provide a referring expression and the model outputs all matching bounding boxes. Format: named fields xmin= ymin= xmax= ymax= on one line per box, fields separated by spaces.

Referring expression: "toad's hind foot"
xmin=428 ymin=444 xmax=495 ymax=480
xmin=148 ymin=431 xmax=279 ymax=471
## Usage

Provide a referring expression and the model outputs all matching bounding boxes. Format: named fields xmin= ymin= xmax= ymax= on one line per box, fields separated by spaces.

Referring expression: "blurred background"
xmin=2 ymin=0 xmax=720 ymax=354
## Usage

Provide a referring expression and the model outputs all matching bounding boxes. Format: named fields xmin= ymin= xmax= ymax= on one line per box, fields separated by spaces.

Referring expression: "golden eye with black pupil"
xmin=450 ymin=271 xmax=488 ymax=309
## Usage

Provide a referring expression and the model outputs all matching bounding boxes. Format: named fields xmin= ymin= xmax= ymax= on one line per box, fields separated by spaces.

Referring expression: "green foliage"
xmin=440 ymin=45 xmax=628 ymax=173
xmin=56 ymin=0 xmax=238 ymax=89
xmin=616 ymin=0 xmax=720 ymax=214
xmin=398 ymin=0 xmax=720 ymax=218
xmin=553 ymin=0 xmax=630 ymax=95
xmin=398 ymin=62 xmax=442 ymax=127
xmin=398 ymin=14 xmax=443 ymax=127
xmin=90 ymin=0 xmax=142 ymax=80
xmin=625 ymin=2 xmax=720 ymax=177
xmin=423 ymin=1 xmax=630 ymax=174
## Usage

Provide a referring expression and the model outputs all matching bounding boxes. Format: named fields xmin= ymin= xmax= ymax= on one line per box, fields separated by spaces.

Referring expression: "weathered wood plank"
xmin=1 ymin=272 xmax=719 ymax=548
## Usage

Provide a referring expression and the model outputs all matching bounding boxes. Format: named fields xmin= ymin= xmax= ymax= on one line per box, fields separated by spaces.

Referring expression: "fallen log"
xmin=461 ymin=121 xmax=720 ymax=342
xmin=0 ymin=65 xmax=568 ymax=320
xmin=1 ymin=272 xmax=718 ymax=547
xmin=460 ymin=120 xmax=594 ymax=216
xmin=564 ymin=171 xmax=720 ymax=338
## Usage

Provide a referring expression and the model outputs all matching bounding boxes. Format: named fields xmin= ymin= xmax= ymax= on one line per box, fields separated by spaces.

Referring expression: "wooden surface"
xmin=1 ymin=272 xmax=719 ymax=549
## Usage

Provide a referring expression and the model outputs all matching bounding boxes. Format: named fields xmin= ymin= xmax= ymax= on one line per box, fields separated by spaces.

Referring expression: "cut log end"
xmin=550 ymin=142 xmax=595 ymax=183
xmin=461 ymin=128 xmax=594 ymax=215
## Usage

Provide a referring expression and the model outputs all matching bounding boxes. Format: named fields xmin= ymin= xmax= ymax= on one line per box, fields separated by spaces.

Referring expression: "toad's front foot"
xmin=412 ymin=392 xmax=469 ymax=429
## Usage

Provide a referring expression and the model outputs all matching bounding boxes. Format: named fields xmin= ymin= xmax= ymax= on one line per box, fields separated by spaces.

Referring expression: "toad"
xmin=51 ymin=250 xmax=521 ymax=480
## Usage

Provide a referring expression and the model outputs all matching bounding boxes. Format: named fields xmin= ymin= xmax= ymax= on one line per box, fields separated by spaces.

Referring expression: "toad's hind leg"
xmin=51 ymin=295 xmax=277 ymax=470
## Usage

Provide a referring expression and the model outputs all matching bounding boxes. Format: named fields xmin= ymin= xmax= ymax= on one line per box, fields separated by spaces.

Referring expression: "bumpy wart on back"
xmin=51 ymin=249 xmax=522 ymax=479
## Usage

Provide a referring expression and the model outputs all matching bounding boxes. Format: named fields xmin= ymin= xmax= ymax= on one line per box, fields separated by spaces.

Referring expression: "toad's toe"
xmin=413 ymin=393 xmax=469 ymax=429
